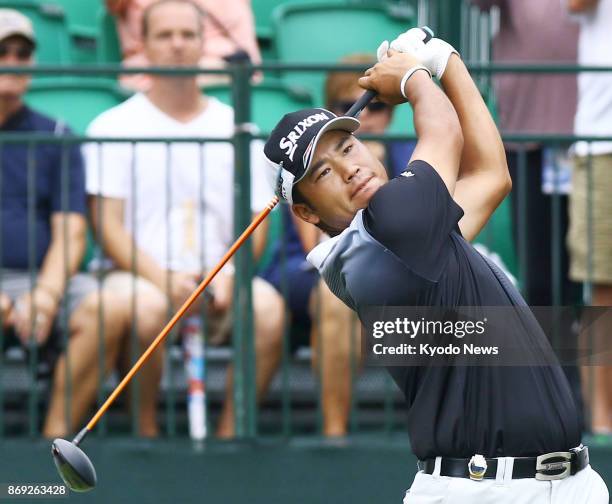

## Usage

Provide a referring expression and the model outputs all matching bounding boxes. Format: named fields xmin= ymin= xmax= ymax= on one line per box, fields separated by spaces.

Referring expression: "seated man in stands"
xmin=86 ymin=0 xmax=283 ymax=438
xmin=106 ymin=0 xmax=261 ymax=90
xmin=0 ymin=9 xmax=128 ymax=438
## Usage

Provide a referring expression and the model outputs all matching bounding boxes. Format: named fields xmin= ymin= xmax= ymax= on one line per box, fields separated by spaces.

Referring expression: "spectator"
xmin=0 ymin=9 xmax=128 ymax=438
xmin=470 ymin=0 xmax=581 ymax=307
xmin=106 ymin=0 xmax=261 ymax=90
xmin=566 ymin=0 xmax=612 ymax=435
xmin=260 ymin=203 xmax=357 ymax=437
xmin=85 ymin=0 xmax=283 ymax=438
xmin=258 ymin=55 xmax=414 ymax=437
xmin=325 ymin=54 xmax=415 ymax=177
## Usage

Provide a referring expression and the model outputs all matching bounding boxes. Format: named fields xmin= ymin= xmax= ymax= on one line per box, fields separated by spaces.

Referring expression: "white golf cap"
xmin=0 ymin=9 xmax=36 ymax=45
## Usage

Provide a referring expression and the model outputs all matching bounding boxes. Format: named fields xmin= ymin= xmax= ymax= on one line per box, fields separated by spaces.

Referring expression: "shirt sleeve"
xmin=249 ymin=139 xmax=275 ymax=212
xmin=362 ymin=160 xmax=464 ymax=282
xmin=84 ymin=118 xmax=132 ymax=199
xmin=50 ymin=136 xmax=87 ymax=216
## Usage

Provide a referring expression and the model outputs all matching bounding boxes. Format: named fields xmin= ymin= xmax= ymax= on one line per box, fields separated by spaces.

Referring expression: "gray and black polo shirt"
xmin=307 ymin=160 xmax=580 ymax=459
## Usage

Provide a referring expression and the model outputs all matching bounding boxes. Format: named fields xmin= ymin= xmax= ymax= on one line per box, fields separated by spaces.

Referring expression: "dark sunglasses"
xmin=331 ymin=100 xmax=390 ymax=115
xmin=0 ymin=42 xmax=33 ymax=60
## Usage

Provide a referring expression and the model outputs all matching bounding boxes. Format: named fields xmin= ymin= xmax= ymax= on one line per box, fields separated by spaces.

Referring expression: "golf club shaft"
xmin=73 ymin=78 xmax=384 ymax=445
xmin=77 ymin=196 xmax=280 ymax=441
xmin=346 ymin=89 xmax=377 ymax=117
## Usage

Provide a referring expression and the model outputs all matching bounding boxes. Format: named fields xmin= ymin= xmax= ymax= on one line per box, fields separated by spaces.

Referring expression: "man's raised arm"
xmin=440 ymin=55 xmax=511 ymax=241
xmin=386 ymin=28 xmax=510 ymax=240
xmin=358 ymin=50 xmax=464 ymax=195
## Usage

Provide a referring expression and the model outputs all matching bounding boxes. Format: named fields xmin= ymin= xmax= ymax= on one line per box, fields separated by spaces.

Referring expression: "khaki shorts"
xmin=567 ymin=153 xmax=612 ymax=283
xmin=103 ymin=271 xmax=232 ymax=345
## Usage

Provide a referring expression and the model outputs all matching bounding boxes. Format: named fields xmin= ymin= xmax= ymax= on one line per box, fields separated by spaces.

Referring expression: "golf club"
xmin=50 ymin=41 xmax=411 ymax=489
xmin=51 ymin=196 xmax=279 ymax=492
xmin=346 ymin=26 xmax=432 ymax=118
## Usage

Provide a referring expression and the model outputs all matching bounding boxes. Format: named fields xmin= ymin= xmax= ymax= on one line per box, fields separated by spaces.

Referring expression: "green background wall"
xmin=1 ymin=436 xmax=611 ymax=503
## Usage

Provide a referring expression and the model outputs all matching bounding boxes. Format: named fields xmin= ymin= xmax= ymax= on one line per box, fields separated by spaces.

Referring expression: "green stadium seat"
xmin=69 ymin=35 xmax=98 ymax=64
xmin=254 ymin=0 xmax=282 ymax=40
xmin=96 ymin=6 xmax=121 ymax=63
xmin=254 ymin=0 xmax=326 ymax=41
xmin=272 ymin=1 xmax=415 ymax=134
xmin=56 ymin=0 xmax=100 ymax=36
xmin=0 ymin=0 xmax=71 ymax=63
xmin=24 ymin=78 xmax=130 ymax=133
xmin=202 ymin=79 xmax=313 ymax=133
xmin=56 ymin=0 xmax=103 ymax=64
xmin=255 ymin=0 xmax=415 ymax=42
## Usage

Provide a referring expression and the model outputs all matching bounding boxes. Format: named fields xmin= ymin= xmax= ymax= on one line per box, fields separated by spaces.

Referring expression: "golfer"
xmin=263 ymin=29 xmax=609 ymax=503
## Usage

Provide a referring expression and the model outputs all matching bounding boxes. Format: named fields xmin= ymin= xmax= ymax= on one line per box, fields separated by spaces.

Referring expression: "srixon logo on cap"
xmin=279 ymin=112 xmax=329 ymax=162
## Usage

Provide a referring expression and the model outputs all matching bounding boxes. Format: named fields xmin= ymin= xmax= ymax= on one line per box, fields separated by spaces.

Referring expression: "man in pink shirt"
xmin=470 ymin=0 xmax=580 ymax=308
xmin=107 ymin=0 xmax=261 ymax=90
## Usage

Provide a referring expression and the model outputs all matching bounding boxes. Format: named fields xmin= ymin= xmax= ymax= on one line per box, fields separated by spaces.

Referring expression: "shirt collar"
xmin=306 ymin=210 xmax=363 ymax=271
xmin=0 ymin=104 xmax=30 ymax=131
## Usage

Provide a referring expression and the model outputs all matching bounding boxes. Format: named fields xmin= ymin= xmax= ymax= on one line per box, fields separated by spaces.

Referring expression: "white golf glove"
xmin=376 ymin=40 xmax=391 ymax=62
xmin=379 ymin=27 xmax=459 ymax=79
xmin=375 ymin=33 xmax=432 ymax=100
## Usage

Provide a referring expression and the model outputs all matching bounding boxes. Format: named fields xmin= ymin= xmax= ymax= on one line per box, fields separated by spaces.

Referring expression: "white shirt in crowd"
xmin=85 ymin=93 xmax=274 ymax=272
xmin=572 ymin=0 xmax=612 ymax=156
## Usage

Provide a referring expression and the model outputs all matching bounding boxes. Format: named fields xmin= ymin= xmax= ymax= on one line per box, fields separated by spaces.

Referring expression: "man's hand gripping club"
xmin=371 ymin=26 xmax=509 ymax=241
xmin=357 ymin=49 xmax=433 ymax=105
xmin=378 ymin=27 xmax=459 ymax=79
xmin=357 ymin=28 xmax=464 ymax=198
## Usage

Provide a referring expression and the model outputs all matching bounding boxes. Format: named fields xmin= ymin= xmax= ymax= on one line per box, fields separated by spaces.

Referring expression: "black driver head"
xmin=51 ymin=438 xmax=97 ymax=492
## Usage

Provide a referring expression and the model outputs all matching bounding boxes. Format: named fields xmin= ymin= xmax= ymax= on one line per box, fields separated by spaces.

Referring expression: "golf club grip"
xmin=345 ymin=89 xmax=377 ymax=118
xmin=83 ymin=196 xmax=280 ymax=433
xmin=346 ymin=27 xmax=433 ymax=118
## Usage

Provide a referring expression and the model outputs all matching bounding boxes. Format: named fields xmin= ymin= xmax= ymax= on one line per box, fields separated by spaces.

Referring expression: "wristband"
xmin=400 ymin=65 xmax=432 ymax=99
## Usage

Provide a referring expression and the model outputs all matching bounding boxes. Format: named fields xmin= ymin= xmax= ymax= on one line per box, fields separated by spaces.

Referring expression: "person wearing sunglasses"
xmin=0 ymin=34 xmax=34 ymax=59
xmin=0 ymin=9 xmax=35 ymax=123
xmin=0 ymin=9 xmax=133 ymax=439
xmin=326 ymin=54 xmax=416 ymax=178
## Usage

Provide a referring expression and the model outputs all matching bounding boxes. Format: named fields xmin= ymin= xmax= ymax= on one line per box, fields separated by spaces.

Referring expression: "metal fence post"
xmin=26 ymin=141 xmax=39 ymax=437
xmin=231 ymin=62 xmax=256 ymax=438
xmin=0 ymin=142 xmax=3 ymax=438
xmin=436 ymin=0 xmax=462 ymax=50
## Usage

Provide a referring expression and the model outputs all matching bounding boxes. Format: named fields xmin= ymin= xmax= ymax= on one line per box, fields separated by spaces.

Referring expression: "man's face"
xmin=143 ymin=2 xmax=202 ymax=68
xmin=293 ymin=130 xmax=389 ymax=232
xmin=0 ymin=35 xmax=33 ymax=99
xmin=329 ymin=86 xmax=392 ymax=134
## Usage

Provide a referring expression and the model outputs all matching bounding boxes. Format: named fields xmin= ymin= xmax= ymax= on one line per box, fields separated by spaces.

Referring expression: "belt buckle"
xmin=535 ymin=452 xmax=572 ymax=481
xmin=468 ymin=454 xmax=487 ymax=481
